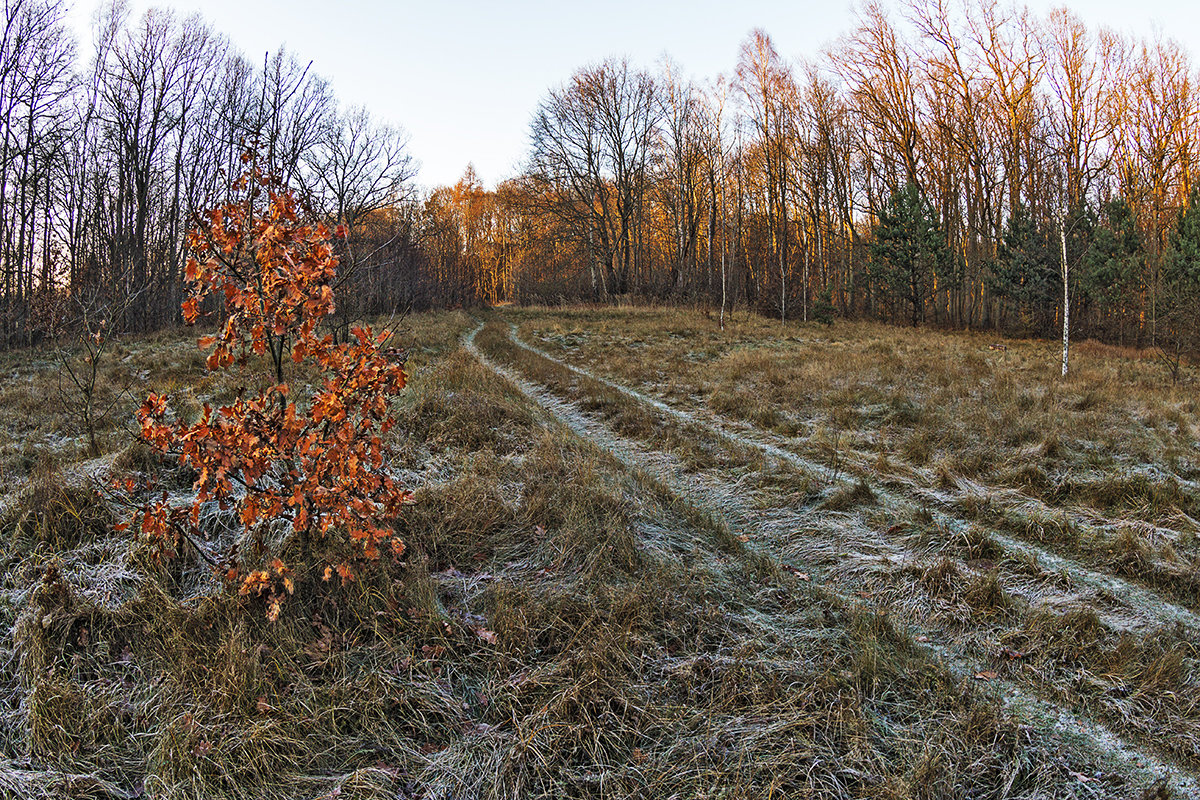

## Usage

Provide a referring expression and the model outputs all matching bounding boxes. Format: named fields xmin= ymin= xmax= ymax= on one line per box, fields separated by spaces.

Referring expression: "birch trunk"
xmin=1061 ymin=223 xmax=1070 ymax=377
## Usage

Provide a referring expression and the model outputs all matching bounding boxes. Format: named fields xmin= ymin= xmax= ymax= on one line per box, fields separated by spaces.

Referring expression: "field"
xmin=2 ymin=305 xmax=1199 ymax=798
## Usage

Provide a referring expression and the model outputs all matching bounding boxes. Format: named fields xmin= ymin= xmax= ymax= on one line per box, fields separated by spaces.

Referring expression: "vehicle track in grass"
xmin=506 ymin=322 xmax=1200 ymax=636
xmin=519 ymin=320 xmax=1200 ymax=552
xmin=465 ymin=322 xmax=1200 ymax=798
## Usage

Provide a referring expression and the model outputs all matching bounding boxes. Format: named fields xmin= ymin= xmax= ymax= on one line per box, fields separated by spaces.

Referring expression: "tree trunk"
xmin=1060 ymin=223 xmax=1070 ymax=377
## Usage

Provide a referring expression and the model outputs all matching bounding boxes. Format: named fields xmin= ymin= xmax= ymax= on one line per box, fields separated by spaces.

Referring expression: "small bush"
xmin=6 ymin=466 xmax=112 ymax=549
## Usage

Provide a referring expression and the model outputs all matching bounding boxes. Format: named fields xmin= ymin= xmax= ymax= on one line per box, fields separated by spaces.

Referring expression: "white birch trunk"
xmin=1061 ymin=224 xmax=1070 ymax=377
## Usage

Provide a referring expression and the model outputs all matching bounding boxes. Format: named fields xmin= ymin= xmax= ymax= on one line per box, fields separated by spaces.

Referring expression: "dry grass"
xmin=0 ymin=311 xmax=474 ymax=484
xmin=510 ymin=307 xmax=1200 ymax=614
xmin=0 ymin=308 xmax=1192 ymax=797
xmin=511 ymin=308 xmax=1198 ymax=513
xmin=477 ymin=306 xmax=1200 ymax=790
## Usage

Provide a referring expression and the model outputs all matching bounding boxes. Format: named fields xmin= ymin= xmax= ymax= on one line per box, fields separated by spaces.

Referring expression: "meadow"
xmin=0 ymin=306 xmax=1196 ymax=798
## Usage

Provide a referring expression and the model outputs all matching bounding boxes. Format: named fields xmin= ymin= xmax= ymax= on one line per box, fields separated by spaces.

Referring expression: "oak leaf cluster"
xmin=129 ymin=163 xmax=410 ymax=619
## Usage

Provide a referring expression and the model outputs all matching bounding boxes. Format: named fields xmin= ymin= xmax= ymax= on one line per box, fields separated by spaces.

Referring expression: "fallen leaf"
xmin=474 ymin=628 xmax=498 ymax=645
xmin=256 ymin=696 xmax=271 ymax=714
xmin=915 ymin=635 xmax=930 ymax=643
xmin=974 ymin=671 xmax=999 ymax=681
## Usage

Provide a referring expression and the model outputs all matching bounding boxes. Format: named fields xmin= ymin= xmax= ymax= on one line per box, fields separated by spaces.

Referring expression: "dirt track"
xmin=467 ymin=319 xmax=1200 ymax=798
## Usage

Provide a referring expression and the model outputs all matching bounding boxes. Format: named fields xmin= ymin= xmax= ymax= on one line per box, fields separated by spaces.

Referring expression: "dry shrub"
xmin=954 ymin=492 xmax=1000 ymax=521
xmin=900 ymin=431 xmax=936 ymax=466
xmin=1012 ymin=607 xmax=1109 ymax=668
xmin=5 ymin=465 xmax=112 ymax=549
xmin=918 ymin=558 xmax=964 ymax=601
xmin=399 ymin=455 xmax=520 ymax=570
xmin=1107 ymin=526 xmax=1154 ymax=574
xmin=884 ymin=394 xmax=923 ymax=426
xmin=519 ymin=432 xmax=642 ymax=579
xmin=953 ymin=525 xmax=1005 ymax=562
xmin=963 ymin=570 xmax=1015 ymax=615
xmin=822 ymin=480 xmax=877 ymax=512
xmin=948 ymin=446 xmax=993 ymax=479
xmin=398 ymin=348 xmax=536 ymax=455
xmin=1000 ymin=605 xmax=1200 ymax=766
xmin=1054 ymin=473 xmax=1195 ymax=519
xmin=1002 ymin=462 xmax=1052 ymax=491
xmin=113 ymin=439 xmax=163 ymax=474
xmin=934 ymin=461 xmax=959 ymax=490
xmin=12 ymin=539 xmax=467 ymax=796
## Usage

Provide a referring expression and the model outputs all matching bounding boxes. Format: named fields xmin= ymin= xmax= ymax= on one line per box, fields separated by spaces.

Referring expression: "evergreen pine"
xmin=988 ymin=203 xmax=1056 ymax=334
xmin=812 ymin=286 xmax=836 ymax=325
xmin=1160 ymin=185 xmax=1200 ymax=373
xmin=869 ymin=182 xmax=952 ymax=326
xmin=1080 ymin=198 xmax=1142 ymax=337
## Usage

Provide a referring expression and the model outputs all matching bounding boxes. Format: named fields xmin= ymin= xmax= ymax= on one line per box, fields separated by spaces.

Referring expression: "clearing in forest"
xmin=1 ymin=306 xmax=1198 ymax=798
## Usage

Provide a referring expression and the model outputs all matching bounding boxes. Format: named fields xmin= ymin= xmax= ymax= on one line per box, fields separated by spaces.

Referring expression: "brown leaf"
xmin=782 ymin=564 xmax=808 ymax=580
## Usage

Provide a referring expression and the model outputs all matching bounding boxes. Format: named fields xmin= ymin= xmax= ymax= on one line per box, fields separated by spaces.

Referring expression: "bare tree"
xmin=528 ymin=58 xmax=658 ymax=299
xmin=656 ymin=58 xmax=706 ymax=296
xmin=737 ymin=29 xmax=796 ymax=322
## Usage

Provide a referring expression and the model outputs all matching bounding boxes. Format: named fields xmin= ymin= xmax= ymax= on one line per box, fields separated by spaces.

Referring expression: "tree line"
xmin=0 ymin=0 xmax=458 ymax=347
xmin=8 ymin=0 xmax=1200 ymax=354
xmin=434 ymin=0 xmax=1200 ymax=355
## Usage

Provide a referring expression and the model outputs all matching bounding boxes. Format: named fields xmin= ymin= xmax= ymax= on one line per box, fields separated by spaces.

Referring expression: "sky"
xmin=65 ymin=0 xmax=1199 ymax=191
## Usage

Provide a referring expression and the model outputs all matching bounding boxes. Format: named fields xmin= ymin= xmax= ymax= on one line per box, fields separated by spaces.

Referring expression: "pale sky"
xmin=65 ymin=0 xmax=1197 ymax=191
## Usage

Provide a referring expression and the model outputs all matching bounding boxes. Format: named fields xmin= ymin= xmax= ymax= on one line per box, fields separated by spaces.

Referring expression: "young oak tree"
xmin=128 ymin=157 xmax=410 ymax=620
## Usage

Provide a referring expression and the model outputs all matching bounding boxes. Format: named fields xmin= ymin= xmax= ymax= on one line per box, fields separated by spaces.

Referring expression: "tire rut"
xmin=506 ymin=324 xmax=1200 ymax=637
xmin=466 ymin=322 xmax=1200 ymax=798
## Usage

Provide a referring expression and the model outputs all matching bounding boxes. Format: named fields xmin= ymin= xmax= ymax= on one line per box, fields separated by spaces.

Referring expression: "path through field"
xmin=504 ymin=324 xmax=1200 ymax=635
xmin=467 ymin=320 xmax=1200 ymax=798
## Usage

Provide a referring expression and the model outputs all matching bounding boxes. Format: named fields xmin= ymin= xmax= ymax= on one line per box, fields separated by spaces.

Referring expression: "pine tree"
xmin=1081 ymin=199 xmax=1141 ymax=338
xmin=869 ymin=183 xmax=951 ymax=326
xmin=1160 ymin=186 xmax=1200 ymax=378
xmin=812 ymin=285 xmax=836 ymax=325
xmin=988 ymin=203 xmax=1057 ymax=334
